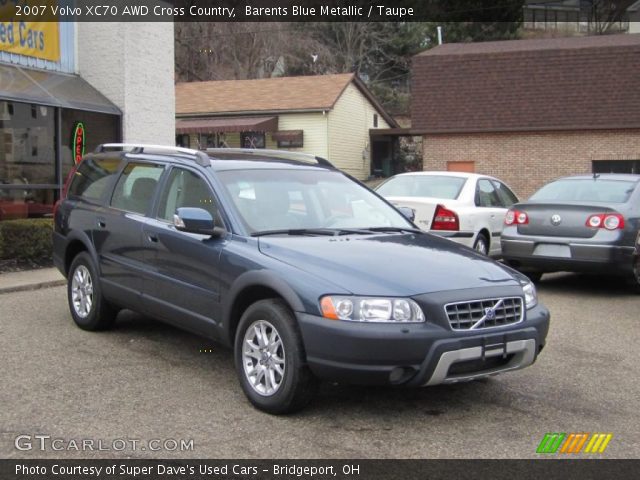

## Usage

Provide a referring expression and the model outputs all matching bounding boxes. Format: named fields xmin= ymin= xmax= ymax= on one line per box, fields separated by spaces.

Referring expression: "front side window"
xmin=157 ymin=167 xmax=222 ymax=226
xmin=219 ymin=169 xmax=412 ymax=234
xmin=110 ymin=162 xmax=163 ymax=215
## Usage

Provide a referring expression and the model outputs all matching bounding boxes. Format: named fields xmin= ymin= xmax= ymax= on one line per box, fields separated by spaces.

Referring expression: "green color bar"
xmin=537 ymin=433 xmax=566 ymax=454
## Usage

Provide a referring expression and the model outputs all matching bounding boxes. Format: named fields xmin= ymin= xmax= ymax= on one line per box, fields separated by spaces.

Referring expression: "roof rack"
xmin=205 ymin=148 xmax=334 ymax=169
xmin=95 ymin=143 xmax=211 ymax=167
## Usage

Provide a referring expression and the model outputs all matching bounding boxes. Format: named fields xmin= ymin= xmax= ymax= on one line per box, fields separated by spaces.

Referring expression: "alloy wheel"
xmin=71 ymin=265 xmax=94 ymax=318
xmin=242 ymin=320 xmax=286 ymax=396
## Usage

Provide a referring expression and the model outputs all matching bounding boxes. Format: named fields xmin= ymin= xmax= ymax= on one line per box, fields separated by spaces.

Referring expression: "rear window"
xmin=530 ymin=179 xmax=637 ymax=203
xmin=376 ymin=175 xmax=466 ymax=200
xmin=67 ymin=157 xmax=121 ymax=200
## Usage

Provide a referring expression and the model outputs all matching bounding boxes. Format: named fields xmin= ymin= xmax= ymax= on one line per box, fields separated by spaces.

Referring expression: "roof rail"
xmin=205 ymin=148 xmax=334 ymax=169
xmin=95 ymin=143 xmax=211 ymax=167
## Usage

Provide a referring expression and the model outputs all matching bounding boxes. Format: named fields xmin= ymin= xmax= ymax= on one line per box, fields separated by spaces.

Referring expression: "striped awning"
xmin=176 ymin=116 xmax=278 ymax=134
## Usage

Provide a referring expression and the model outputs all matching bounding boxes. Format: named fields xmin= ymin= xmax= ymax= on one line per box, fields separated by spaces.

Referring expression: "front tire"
xmin=234 ymin=299 xmax=318 ymax=414
xmin=67 ymin=252 xmax=117 ymax=331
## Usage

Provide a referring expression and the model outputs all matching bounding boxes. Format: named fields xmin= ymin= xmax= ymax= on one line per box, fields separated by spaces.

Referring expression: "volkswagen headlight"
xmin=320 ymin=296 xmax=425 ymax=322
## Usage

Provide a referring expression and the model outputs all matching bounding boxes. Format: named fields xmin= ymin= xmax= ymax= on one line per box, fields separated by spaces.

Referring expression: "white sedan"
xmin=375 ymin=172 xmax=519 ymax=256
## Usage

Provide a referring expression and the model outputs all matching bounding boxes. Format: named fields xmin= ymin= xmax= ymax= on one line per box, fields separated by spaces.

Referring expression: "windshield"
xmin=530 ymin=178 xmax=636 ymax=203
xmin=376 ymin=175 xmax=466 ymax=199
xmin=218 ymin=169 xmax=413 ymax=234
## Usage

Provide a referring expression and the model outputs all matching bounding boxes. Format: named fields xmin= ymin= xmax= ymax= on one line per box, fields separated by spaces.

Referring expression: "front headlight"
xmin=320 ymin=296 xmax=425 ymax=323
xmin=522 ymin=281 xmax=537 ymax=309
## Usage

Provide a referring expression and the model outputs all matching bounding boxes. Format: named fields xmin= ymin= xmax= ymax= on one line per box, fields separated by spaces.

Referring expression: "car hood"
xmin=258 ymin=233 xmax=519 ymax=296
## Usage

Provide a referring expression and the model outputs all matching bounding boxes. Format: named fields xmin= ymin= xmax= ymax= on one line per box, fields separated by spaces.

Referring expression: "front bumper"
xmin=501 ymin=234 xmax=635 ymax=274
xmin=296 ymin=303 xmax=549 ymax=387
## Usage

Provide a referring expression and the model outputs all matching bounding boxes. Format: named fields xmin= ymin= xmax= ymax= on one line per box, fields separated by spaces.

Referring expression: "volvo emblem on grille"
xmin=484 ymin=307 xmax=497 ymax=320
xmin=551 ymin=214 xmax=562 ymax=226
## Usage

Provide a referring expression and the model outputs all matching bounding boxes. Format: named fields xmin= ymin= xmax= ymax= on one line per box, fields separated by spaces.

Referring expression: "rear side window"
xmin=476 ymin=179 xmax=502 ymax=207
xmin=67 ymin=157 xmax=121 ymax=200
xmin=110 ymin=162 xmax=164 ymax=215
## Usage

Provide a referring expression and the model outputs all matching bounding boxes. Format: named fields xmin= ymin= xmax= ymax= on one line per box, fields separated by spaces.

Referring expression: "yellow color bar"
xmin=585 ymin=433 xmax=613 ymax=453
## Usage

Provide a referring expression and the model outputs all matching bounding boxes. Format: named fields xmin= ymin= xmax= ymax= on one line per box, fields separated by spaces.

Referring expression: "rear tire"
xmin=234 ymin=299 xmax=318 ymax=414
xmin=629 ymin=256 xmax=640 ymax=294
xmin=473 ymin=233 xmax=489 ymax=255
xmin=67 ymin=252 xmax=117 ymax=331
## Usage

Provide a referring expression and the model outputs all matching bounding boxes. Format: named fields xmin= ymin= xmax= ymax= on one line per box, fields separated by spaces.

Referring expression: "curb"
xmin=0 ymin=279 xmax=66 ymax=295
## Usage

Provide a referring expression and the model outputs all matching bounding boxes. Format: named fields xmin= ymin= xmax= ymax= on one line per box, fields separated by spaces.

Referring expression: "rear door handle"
xmin=147 ymin=234 xmax=158 ymax=243
xmin=97 ymin=218 xmax=106 ymax=228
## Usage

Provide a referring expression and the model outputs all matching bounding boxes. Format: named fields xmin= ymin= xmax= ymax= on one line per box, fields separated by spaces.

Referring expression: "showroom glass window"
xmin=0 ymin=101 xmax=55 ymax=185
xmin=61 ymin=109 xmax=120 ymax=180
xmin=0 ymin=101 xmax=56 ymax=221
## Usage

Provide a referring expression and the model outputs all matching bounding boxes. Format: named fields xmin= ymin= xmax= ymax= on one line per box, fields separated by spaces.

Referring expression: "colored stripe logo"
xmin=537 ymin=433 xmax=613 ymax=454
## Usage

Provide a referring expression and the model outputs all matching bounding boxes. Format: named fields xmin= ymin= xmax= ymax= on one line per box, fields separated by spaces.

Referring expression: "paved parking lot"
xmin=1 ymin=273 xmax=639 ymax=459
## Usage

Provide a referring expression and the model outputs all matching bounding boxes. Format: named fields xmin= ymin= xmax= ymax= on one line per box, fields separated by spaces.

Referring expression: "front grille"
xmin=445 ymin=297 xmax=523 ymax=331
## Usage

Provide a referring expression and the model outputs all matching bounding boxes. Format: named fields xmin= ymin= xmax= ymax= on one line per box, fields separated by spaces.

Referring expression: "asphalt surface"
xmin=1 ymin=273 xmax=639 ymax=459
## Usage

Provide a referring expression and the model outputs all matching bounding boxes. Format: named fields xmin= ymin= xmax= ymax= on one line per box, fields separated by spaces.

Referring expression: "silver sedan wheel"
xmin=71 ymin=265 xmax=93 ymax=318
xmin=474 ymin=236 xmax=488 ymax=255
xmin=242 ymin=320 xmax=286 ymax=396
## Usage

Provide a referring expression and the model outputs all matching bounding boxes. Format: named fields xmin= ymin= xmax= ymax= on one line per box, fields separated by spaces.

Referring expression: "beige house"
xmin=175 ymin=74 xmax=397 ymax=180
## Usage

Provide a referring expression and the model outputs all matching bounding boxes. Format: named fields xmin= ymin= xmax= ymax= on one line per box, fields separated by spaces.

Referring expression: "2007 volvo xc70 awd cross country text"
xmin=53 ymin=145 xmax=550 ymax=414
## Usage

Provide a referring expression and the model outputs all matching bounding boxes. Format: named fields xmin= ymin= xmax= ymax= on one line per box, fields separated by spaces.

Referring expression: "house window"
xmin=593 ymin=160 xmax=640 ymax=174
xmin=272 ymin=130 xmax=303 ymax=148
xmin=241 ymin=131 xmax=265 ymax=149
xmin=176 ymin=134 xmax=190 ymax=148
xmin=373 ymin=114 xmax=378 ymax=128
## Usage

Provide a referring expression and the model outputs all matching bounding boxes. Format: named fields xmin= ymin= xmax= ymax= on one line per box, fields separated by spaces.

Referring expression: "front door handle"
xmin=147 ymin=234 xmax=158 ymax=243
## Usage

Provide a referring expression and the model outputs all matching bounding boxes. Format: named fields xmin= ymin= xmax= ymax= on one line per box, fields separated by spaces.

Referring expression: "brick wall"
xmin=422 ymin=129 xmax=640 ymax=199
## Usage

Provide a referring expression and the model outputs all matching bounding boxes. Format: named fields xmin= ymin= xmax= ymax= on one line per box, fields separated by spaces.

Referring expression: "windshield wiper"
xmin=252 ymin=228 xmax=377 ymax=237
xmin=365 ymin=226 xmax=424 ymax=234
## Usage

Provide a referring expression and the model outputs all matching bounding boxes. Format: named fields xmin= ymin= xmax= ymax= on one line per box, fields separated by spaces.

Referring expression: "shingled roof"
xmin=176 ymin=73 xmax=396 ymax=126
xmin=411 ymin=33 xmax=640 ymax=134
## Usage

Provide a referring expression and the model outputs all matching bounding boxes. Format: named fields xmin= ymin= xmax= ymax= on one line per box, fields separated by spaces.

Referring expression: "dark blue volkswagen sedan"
xmin=54 ymin=145 xmax=550 ymax=413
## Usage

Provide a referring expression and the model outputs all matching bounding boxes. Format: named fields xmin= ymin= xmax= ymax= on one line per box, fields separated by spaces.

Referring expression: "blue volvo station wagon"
xmin=53 ymin=145 xmax=550 ymax=413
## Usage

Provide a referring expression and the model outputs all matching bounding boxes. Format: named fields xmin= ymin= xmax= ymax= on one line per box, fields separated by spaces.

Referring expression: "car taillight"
xmin=431 ymin=204 xmax=459 ymax=231
xmin=54 ymin=164 xmax=80 ymax=220
xmin=585 ymin=213 xmax=625 ymax=230
xmin=505 ymin=209 xmax=528 ymax=225
xmin=61 ymin=164 xmax=79 ymax=199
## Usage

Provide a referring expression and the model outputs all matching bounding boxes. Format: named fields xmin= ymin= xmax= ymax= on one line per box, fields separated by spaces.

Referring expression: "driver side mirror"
xmin=174 ymin=207 xmax=221 ymax=236
xmin=397 ymin=206 xmax=415 ymax=222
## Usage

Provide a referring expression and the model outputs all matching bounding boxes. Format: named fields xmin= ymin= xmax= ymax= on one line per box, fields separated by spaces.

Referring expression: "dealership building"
xmin=0 ymin=20 xmax=175 ymax=221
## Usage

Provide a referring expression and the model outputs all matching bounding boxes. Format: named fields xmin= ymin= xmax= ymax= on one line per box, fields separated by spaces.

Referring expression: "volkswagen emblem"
xmin=551 ymin=214 xmax=562 ymax=226
xmin=484 ymin=307 xmax=496 ymax=320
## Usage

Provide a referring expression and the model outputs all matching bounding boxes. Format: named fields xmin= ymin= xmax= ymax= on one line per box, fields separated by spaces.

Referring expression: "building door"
xmin=447 ymin=161 xmax=475 ymax=173
xmin=371 ymin=139 xmax=393 ymax=177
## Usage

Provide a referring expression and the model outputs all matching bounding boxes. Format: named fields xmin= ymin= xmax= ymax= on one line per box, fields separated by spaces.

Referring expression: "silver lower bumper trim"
xmin=423 ymin=339 xmax=537 ymax=386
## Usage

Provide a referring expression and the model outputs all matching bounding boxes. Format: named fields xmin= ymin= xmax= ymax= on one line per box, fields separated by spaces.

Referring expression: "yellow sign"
xmin=0 ymin=1 xmax=60 ymax=62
